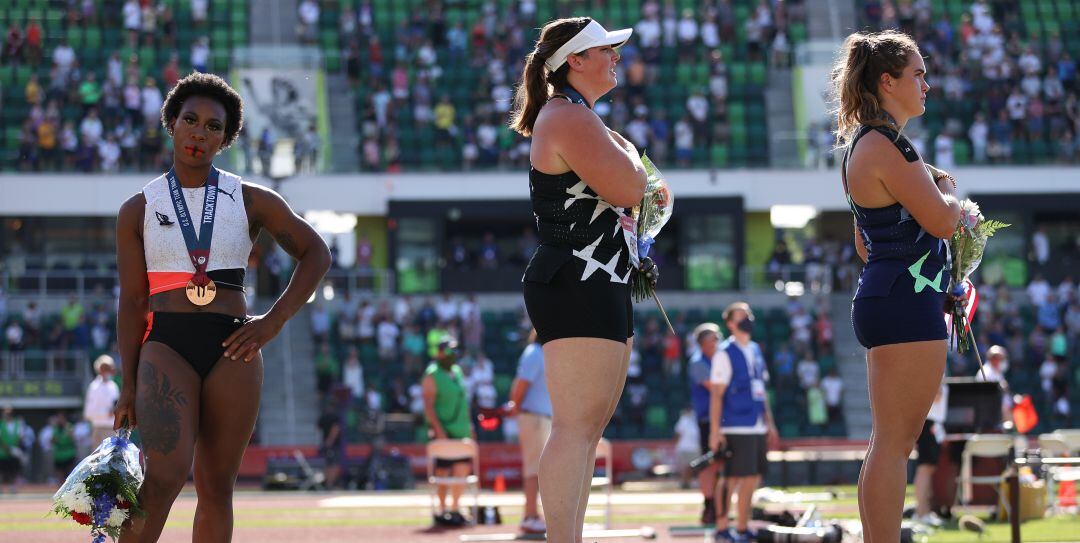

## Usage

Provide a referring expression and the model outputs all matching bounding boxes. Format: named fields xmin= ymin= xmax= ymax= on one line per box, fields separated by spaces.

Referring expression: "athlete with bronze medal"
xmin=167 ymin=166 xmax=221 ymax=306
xmin=111 ymin=73 xmax=331 ymax=541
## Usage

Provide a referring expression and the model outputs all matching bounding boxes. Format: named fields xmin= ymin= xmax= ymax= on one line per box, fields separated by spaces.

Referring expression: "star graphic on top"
xmin=573 ymin=235 xmax=630 ymax=283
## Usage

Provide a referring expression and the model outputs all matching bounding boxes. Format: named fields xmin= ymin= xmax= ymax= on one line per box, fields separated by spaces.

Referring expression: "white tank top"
xmin=141 ymin=169 xmax=253 ymax=295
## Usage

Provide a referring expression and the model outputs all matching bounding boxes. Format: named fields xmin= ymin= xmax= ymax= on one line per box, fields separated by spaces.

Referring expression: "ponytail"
xmin=509 ymin=17 xmax=591 ymax=137
xmin=830 ymin=30 xmax=919 ymax=146
xmin=509 ymin=53 xmax=555 ymax=137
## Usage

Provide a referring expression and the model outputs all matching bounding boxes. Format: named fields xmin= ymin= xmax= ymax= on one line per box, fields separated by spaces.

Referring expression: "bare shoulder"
xmin=534 ymin=100 xmax=605 ymax=139
xmin=240 ymin=180 xmax=280 ymax=203
xmin=850 ymin=129 xmax=921 ymax=174
xmin=117 ymin=192 xmax=146 ymax=227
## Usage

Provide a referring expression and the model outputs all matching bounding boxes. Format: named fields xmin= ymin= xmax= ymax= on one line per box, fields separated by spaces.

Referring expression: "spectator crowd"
xmin=849 ymin=0 xmax=1080 ymax=165
xmin=333 ymin=0 xmax=807 ymax=171
xmin=2 ymin=0 xmax=225 ymax=173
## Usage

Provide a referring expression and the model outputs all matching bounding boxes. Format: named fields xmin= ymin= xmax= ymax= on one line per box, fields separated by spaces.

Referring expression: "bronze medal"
xmin=185 ymin=279 xmax=217 ymax=306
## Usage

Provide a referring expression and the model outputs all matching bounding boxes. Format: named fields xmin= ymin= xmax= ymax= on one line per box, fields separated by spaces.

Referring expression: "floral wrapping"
xmin=628 ymin=153 xmax=674 ymax=302
xmin=52 ymin=430 xmax=144 ymax=542
xmin=948 ymin=199 xmax=1010 ymax=353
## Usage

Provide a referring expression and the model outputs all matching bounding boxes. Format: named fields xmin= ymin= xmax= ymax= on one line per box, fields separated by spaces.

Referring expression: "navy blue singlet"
xmin=843 ymin=124 xmax=950 ymax=348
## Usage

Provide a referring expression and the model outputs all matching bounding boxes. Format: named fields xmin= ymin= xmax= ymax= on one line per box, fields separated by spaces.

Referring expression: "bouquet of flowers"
xmin=625 ymin=153 xmax=675 ymax=333
xmin=52 ymin=429 xmax=144 ymax=542
xmin=948 ymin=199 xmax=1009 ymax=353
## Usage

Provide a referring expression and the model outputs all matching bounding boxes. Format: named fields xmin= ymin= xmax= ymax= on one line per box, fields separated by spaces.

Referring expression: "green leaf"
xmin=977 ymin=220 xmax=1011 ymax=238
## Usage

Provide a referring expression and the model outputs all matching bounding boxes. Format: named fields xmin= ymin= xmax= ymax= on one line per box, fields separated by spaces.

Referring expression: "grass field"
xmin=1 ymin=484 xmax=1077 ymax=542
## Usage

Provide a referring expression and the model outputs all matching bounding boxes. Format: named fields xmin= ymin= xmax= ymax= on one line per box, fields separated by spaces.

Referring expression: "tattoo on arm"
xmin=136 ymin=363 xmax=187 ymax=455
xmin=276 ymin=230 xmax=300 ymax=256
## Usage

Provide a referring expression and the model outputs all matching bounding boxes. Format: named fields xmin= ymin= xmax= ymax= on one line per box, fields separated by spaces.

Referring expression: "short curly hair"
xmin=160 ymin=72 xmax=244 ymax=150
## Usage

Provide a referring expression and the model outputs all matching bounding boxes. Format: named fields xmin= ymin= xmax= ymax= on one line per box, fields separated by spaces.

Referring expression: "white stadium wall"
xmin=1 ymin=167 xmax=1078 ymax=217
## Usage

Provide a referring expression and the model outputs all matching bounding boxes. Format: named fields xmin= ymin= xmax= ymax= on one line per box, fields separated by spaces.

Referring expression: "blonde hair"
xmin=830 ymin=30 xmax=920 ymax=146
xmin=508 ymin=17 xmax=592 ymax=137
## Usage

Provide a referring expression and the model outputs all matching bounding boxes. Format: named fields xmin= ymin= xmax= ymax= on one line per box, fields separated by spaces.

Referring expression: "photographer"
xmin=688 ymin=322 xmax=723 ymax=525
xmin=708 ymin=303 xmax=778 ymax=542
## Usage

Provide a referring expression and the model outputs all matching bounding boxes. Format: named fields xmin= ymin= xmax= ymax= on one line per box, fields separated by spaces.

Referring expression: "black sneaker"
xmin=701 ymin=499 xmax=716 ymax=525
xmin=448 ymin=510 xmax=467 ymax=526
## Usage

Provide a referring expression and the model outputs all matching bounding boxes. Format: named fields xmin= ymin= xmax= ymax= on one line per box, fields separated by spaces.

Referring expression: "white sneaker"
xmin=521 ymin=516 xmax=547 ymax=534
xmin=914 ymin=512 xmax=944 ymax=528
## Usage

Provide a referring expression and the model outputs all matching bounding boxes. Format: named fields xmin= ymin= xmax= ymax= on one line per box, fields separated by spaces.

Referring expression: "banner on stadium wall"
xmin=0 ymin=378 xmax=82 ymax=397
xmin=232 ymin=68 xmax=329 ymax=176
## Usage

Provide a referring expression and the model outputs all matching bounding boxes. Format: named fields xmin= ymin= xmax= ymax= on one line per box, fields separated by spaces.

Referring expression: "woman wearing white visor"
xmin=510 ymin=18 xmax=647 ymax=543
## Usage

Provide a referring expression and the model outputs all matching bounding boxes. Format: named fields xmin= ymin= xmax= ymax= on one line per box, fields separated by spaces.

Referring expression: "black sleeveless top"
xmin=523 ymin=168 xmax=633 ymax=284
xmin=842 ymin=124 xmax=950 ymax=299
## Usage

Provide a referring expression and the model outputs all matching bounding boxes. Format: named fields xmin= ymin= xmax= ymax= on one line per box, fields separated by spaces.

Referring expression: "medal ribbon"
xmin=166 ymin=167 xmax=220 ymax=286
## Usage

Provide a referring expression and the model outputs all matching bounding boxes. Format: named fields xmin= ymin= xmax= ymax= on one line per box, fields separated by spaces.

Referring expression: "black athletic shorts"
xmin=523 ymin=261 xmax=633 ymax=345
xmin=145 ymin=312 xmax=249 ymax=379
xmin=915 ymin=420 xmax=941 ymax=466
xmin=723 ymin=433 xmax=768 ymax=477
xmin=434 ymin=456 xmax=472 ymax=470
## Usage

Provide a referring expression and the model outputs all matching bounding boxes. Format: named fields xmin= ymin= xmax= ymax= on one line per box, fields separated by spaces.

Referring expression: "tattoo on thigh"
xmin=138 ymin=363 xmax=187 ymax=454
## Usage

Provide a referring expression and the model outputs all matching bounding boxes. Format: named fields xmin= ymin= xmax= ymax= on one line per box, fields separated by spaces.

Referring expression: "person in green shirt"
xmin=422 ymin=337 xmax=475 ymax=524
xmin=51 ymin=413 xmax=78 ymax=480
xmin=60 ymin=295 xmax=84 ymax=331
xmin=314 ymin=342 xmax=339 ymax=397
xmin=78 ymin=72 xmax=103 ymax=108
xmin=0 ymin=406 xmax=25 ymax=493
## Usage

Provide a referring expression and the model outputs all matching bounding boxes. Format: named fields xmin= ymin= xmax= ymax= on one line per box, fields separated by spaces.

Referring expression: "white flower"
xmin=59 ymin=484 xmax=93 ymax=514
xmin=106 ymin=507 xmax=129 ymax=527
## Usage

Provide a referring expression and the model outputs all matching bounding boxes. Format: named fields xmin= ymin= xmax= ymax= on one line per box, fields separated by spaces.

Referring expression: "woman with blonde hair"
xmin=510 ymin=17 xmax=649 ymax=543
xmin=831 ymin=30 xmax=961 ymax=542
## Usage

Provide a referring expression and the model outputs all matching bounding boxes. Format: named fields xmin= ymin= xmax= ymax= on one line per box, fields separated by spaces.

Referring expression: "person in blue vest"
xmin=688 ymin=322 xmax=722 ymax=525
xmin=708 ymin=302 xmax=778 ymax=543
xmin=505 ymin=329 xmax=552 ymax=535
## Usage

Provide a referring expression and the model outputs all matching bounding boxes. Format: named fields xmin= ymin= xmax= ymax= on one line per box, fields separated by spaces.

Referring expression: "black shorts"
xmin=915 ymin=420 xmax=941 ymax=466
xmin=145 ymin=312 xmax=248 ymax=379
xmin=851 ymin=271 xmax=947 ymax=349
xmin=434 ymin=456 xmax=472 ymax=470
xmin=0 ymin=457 xmax=19 ymax=481
xmin=523 ymin=262 xmax=633 ymax=345
xmin=723 ymin=434 xmax=768 ymax=477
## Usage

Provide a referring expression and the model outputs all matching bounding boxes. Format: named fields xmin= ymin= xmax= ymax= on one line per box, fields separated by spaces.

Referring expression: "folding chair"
xmin=1051 ymin=429 xmax=1080 ymax=453
xmin=1039 ymin=431 xmax=1080 ymax=511
xmin=427 ymin=438 xmax=481 ymax=524
xmin=957 ymin=434 xmax=1014 ymax=505
xmin=590 ymin=437 xmax=614 ymax=530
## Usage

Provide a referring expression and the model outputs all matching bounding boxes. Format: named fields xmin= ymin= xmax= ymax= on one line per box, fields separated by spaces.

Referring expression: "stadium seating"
xmin=869 ymin=0 xmax=1080 ymax=165
xmin=318 ymin=0 xmax=808 ymax=171
xmin=0 ymin=0 xmax=248 ymax=169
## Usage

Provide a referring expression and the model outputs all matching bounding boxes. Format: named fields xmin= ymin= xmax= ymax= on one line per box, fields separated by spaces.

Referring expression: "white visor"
xmin=544 ymin=20 xmax=633 ymax=72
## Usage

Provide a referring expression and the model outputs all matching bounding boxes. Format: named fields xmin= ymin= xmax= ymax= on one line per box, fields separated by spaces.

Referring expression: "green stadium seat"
xmin=85 ymin=27 xmax=101 ymax=49
xmin=749 ymin=63 xmax=766 ymax=86
xmin=324 ymin=49 xmax=340 ymax=71
xmin=790 ymin=22 xmax=807 ymax=43
xmin=645 ymin=405 xmax=668 ymax=431
xmin=710 ymin=144 xmax=728 ymax=167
